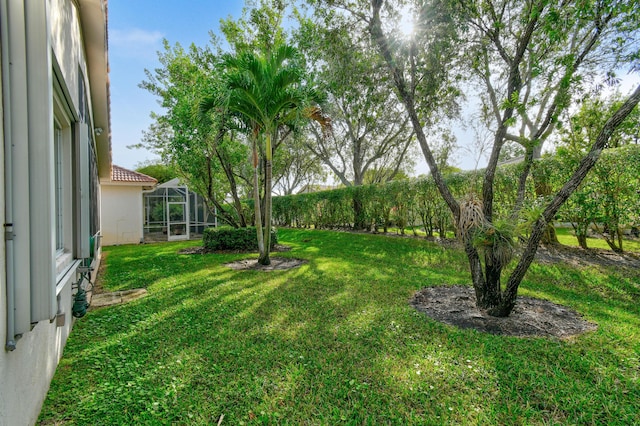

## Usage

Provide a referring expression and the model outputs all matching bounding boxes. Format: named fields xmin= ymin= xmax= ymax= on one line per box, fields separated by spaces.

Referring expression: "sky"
xmin=107 ymin=0 xmax=454 ymax=176
xmin=108 ymin=1 xmax=244 ymax=170
xmin=108 ymin=1 xmax=639 ymax=176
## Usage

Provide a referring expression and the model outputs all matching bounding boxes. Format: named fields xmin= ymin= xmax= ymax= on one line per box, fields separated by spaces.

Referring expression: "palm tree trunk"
xmin=259 ymin=132 xmax=274 ymax=265
xmin=252 ymin=138 xmax=265 ymax=258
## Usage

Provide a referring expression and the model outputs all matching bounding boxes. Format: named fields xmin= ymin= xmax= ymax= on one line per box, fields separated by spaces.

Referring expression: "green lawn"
xmin=555 ymin=226 xmax=640 ymax=253
xmin=39 ymin=229 xmax=640 ymax=425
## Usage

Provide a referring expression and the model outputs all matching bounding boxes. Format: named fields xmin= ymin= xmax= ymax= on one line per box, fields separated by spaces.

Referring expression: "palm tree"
xmin=223 ymin=43 xmax=322 ymax=265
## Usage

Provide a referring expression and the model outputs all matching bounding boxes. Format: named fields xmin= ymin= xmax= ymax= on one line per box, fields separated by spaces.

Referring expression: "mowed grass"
xmin=555 ymin=226 xmax=640 ymax=253
xmin=39 ymin=229 xmax=640 ymax=425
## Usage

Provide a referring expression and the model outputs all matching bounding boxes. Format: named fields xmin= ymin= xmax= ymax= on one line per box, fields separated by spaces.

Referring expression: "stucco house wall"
xmin=102 ymin=185 xmax=146 ymax=245
xmin=101 ymin=166 xmax=157 ymax=246
xmin=0 ymin=1 xmax=110 ymax=425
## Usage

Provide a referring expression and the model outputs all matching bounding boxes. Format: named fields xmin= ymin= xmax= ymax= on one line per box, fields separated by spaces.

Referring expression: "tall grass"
xmin=39 ymin=229 xmax=640 ymax=425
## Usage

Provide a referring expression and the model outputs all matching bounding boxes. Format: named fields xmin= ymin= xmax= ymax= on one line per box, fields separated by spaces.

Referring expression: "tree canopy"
xmin=136 ymin=0 xmax=639 ymax=317
xmin=313 ymin=0 xmax=640 ymax=316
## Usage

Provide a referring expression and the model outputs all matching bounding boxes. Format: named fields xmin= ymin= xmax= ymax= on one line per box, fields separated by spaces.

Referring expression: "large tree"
xmin=320 ymin=0 xmax=640 ymax=316
xmin=273 ymin=132 xmax=327 ymax=195
xmin=296 ymin=12 xmax=416 ymax=189
xmin=139 ymin=41 xmax=250 ymax=228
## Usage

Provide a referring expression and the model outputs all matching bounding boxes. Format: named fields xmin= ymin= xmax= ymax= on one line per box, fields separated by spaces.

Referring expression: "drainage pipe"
xmin=1 ymin=0 xmax=17 ymax=351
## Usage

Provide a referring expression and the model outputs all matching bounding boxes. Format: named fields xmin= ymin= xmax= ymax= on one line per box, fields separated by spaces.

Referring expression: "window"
xmin=53 ymin=83 xmax=74 ymax=278
xmin=76 ymin=70 xmax=98 ymax=261
xmin=54 ymin=124 xmax=64 ymax=252
xmin=2 ymin=0 xmax=104 ymax=339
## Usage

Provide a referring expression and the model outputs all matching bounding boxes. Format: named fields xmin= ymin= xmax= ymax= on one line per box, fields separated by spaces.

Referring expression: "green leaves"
xmin=554 ymin=145 xmax=640 ymax=252
xmin=203 ymin=227 xmax=278 ymax=251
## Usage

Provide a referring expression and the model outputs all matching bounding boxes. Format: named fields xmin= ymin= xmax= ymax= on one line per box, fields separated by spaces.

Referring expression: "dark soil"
xmin=225 ymin=257 xmax=307 ymax=271
xmin=410 ymin=286 xmax=597 ymax=339
xmin=89 ymin=251 xmax=107 ymax=298
xmin=177 ymin=244 xmax=304 ymax=270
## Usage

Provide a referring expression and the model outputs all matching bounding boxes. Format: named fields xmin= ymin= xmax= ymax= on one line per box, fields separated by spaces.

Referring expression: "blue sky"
xmin=109 ymin=1 xmax=244 ymax=170
xmin=108 ymin=1 xmax=639 ymax=174
xmin=107 ymin=0 xmax=451 ymax=175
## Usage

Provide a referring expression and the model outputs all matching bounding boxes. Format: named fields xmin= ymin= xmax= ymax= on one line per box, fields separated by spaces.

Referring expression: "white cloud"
xmin=109 ymin=28 xmax=164 ymax=59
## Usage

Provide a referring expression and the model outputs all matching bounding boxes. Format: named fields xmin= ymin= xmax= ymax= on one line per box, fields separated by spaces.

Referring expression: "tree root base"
xmin=411 ymin=285 xmax=597 ymax=339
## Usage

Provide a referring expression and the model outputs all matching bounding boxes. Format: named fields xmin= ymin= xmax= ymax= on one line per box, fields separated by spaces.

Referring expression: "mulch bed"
xmin=225 ymin=257 xmax=307 ymax=271
xmin=410 ymin=286 xmax=598 ymax=339
xmin=178 ymin=244 xmax=292 ymax=255
xmin=178 ymin=244 xmax=305 ymax=271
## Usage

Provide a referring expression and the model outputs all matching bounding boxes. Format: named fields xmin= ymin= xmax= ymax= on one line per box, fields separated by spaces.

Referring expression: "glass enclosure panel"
xmin=143 ymin=182 xmax=217 ymax=242
xmin=168 ymin=202 xmax=188 ymax=240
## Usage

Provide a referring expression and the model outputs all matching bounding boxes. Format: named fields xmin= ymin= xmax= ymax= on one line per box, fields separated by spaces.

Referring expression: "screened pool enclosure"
xmin=143 ymin=178 xmax=217 ymax=242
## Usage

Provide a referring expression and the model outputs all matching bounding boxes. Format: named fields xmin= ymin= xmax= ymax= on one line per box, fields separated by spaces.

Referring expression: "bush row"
xmin=203 ymin=227 xmax=278 ymax=251
xmin=268 ymin=146 xmax=640 ymax=245
xmin=269 ymin=163 xmax=530 ymax=236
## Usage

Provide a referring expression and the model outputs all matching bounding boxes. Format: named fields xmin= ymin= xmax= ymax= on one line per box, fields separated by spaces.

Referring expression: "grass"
xmin=555 ymin=226 xmax=640 ymax=253
xmin=39 ymin=229 xmax=640 ymax=425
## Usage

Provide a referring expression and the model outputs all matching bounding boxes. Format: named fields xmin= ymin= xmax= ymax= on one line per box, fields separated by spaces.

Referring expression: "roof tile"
xmin=111 ymin=165 xmax=158 ymax=184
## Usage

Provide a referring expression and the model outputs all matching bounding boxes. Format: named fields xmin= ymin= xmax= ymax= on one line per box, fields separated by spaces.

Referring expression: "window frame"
xmin=52 ymin=81 xmax=75 ymax=281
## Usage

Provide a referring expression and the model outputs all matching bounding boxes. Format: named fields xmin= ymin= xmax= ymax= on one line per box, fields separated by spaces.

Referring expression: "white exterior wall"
xmin=101 ymin=184 xmax=145 ymax=245
xmin=0 ymin=280 xmax=75 ymax=425
xmin=0 ymin=1 xmax=107 ymax=425
xmin=49 ymin=0 xmax=86 ymax=116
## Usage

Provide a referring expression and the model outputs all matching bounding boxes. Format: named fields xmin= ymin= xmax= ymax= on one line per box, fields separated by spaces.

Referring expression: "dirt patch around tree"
xmin=225 ymin=257 xmax=307 ymax=271
xmin=410 ymin=286 xmax=597 ymax=339
xmin=178 ymin=243 xmax=305 ymax=271
xmin=178 ymin=244 xmax=292 ymax=255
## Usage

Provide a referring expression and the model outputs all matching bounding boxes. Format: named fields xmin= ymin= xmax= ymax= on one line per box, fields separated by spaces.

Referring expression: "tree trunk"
xmin=576 ymin=233 xmax=588 ymax=250
xmin=570 ymin=222 xmax=590 ymax=249
xmin=352 ymin=192 xmax=366 ymax=230
xmin=206 ymin=196 xmax=241 ymax=228
xmin=535 ymin=173 xmax=560 ymax=245
xmin=542 ymin=224 xmax=559 ymax=245
xmin=259 ymin=132 xmax=274 ymax=266
xmin=214 ymin=145 xmax=247 ymax=227
xmin=252 ymin=139 xmax=265 ymax=261
xmin=616 ymin=228 xmax=624 ymax=253
xmin=421 ymin=211 xmax=433 ymax=238
xmin=604 ymin=227 xmax=624 ymax=253
xmin=465 ymin=242 xmax=493 ymax=309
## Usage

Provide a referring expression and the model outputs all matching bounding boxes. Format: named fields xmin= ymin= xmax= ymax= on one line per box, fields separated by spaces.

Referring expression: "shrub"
xmin=203 ymin=227 xmax=278 ymax=251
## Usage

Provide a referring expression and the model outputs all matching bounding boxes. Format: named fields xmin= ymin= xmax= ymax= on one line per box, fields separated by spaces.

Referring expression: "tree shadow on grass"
xmin=41 ymin=230 xmax=640 ymax=425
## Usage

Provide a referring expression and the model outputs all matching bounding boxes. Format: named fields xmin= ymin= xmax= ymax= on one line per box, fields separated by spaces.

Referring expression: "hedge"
xmin=266 ymin=146 xmax=640 ymax=243
xmin=203 ymin=227 xmax=278 ymax=251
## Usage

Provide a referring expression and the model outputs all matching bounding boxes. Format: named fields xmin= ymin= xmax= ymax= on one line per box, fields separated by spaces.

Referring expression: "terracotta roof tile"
xmin=111 ymin=165 xmax=158 ymax=184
